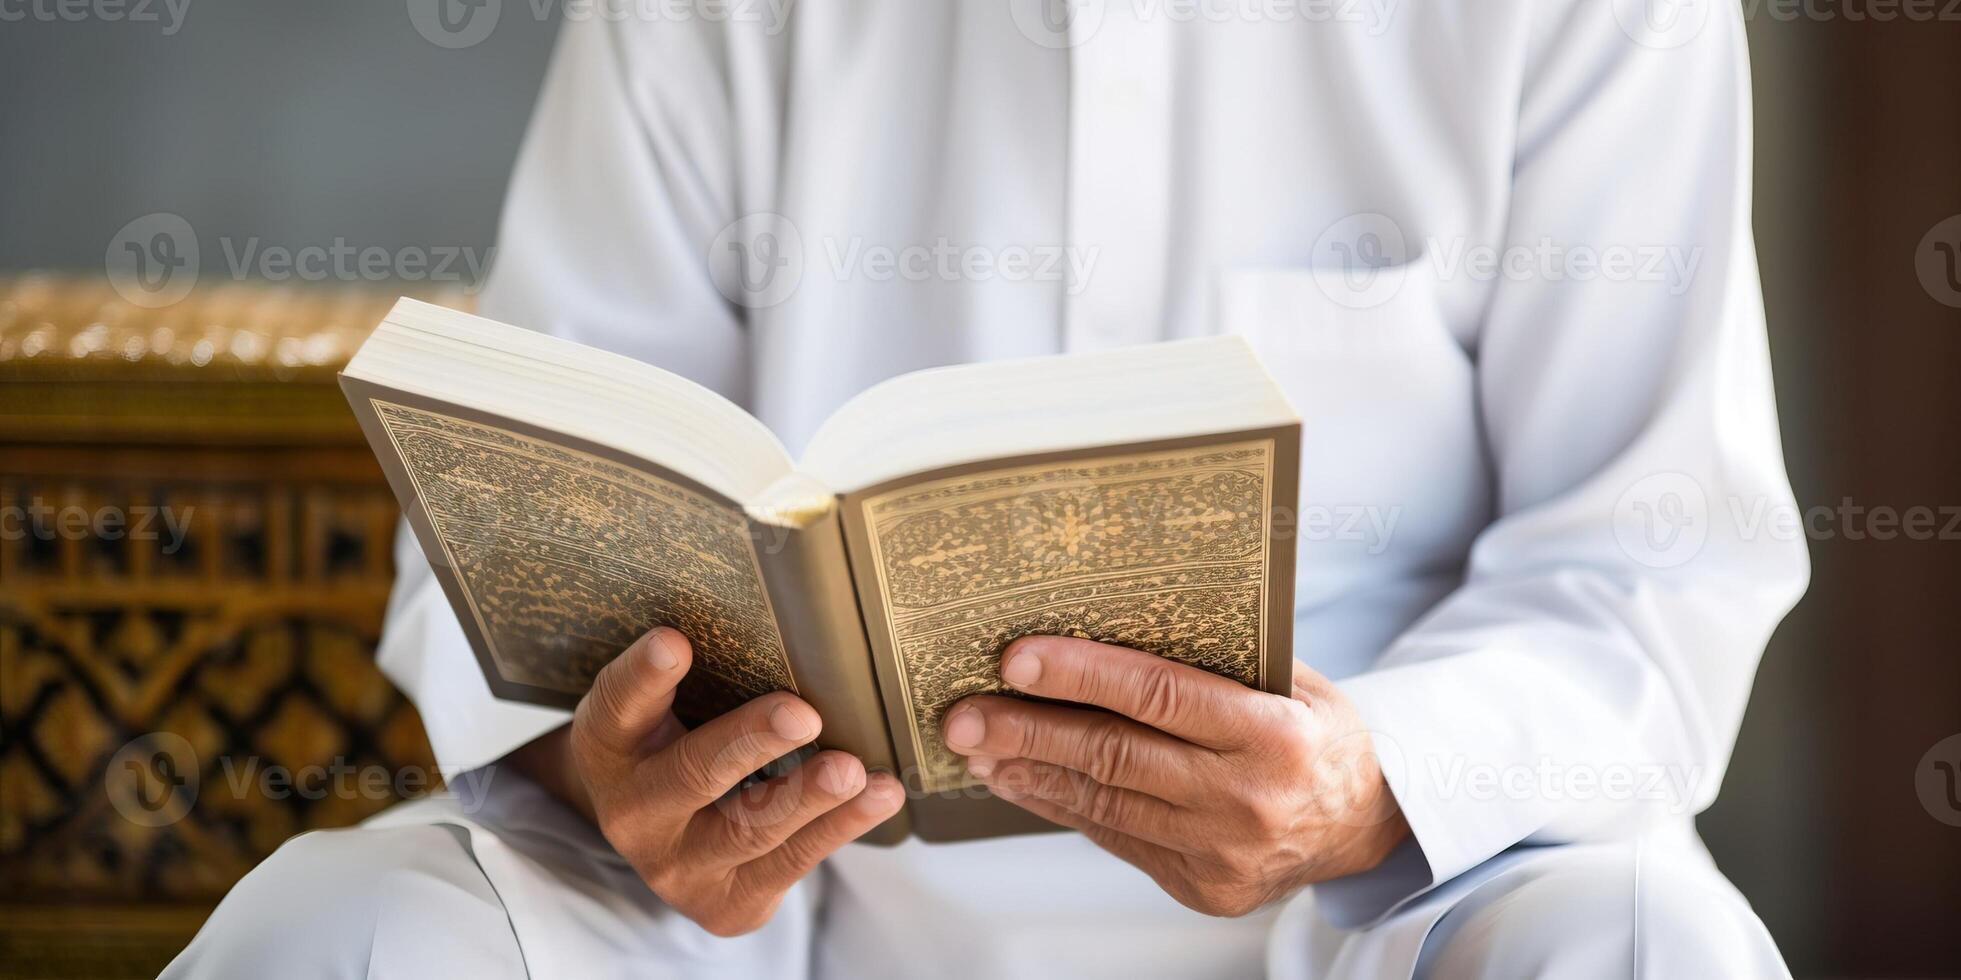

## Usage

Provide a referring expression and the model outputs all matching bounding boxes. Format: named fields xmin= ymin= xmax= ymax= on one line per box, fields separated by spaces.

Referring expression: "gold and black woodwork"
xmin=0 ymin=276 xmax=444 ymax=978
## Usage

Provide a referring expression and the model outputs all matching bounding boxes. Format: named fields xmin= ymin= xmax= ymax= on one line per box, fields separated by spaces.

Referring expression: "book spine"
xmin=752 ymin=505 xmax=910 ymax=844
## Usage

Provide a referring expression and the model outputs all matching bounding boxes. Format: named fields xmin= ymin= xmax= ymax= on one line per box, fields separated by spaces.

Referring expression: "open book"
xmin=341 ymin=299 xmax=1301 ymax=843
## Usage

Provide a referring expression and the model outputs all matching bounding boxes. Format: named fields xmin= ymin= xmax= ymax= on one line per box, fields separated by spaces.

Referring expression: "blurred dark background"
xmin=1 ymin=3 xmax=1957 ymax=976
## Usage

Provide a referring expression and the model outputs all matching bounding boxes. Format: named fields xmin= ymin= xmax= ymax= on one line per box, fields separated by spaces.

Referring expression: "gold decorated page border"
xmin=841 ymin=428 xmax=1300 ymax=798
xmin=340 ymin=379 xmax=797 ymax=709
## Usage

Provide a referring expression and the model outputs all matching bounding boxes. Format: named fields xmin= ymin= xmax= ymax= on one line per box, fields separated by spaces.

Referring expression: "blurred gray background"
xmin=4 ymin=3 xmax=1958 ymax=976
xmin=0 ymin=0 xmax=555 ymax=271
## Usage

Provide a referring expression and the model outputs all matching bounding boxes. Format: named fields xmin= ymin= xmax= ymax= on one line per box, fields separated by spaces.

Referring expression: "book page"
xmin=348 ymin=299 xmax=796 ymax=504
xmin=848 ymin=437 xmax=1286 ymax=795
xmin=368 ymin=398 xmax=796 ymax=722
xmin=800 ymin=334 xmax=1298 ymax=495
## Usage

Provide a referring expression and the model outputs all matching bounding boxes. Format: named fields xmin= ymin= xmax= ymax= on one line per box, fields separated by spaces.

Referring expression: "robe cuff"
xmin=1313 ymin=651 xmax=1560 ymax=927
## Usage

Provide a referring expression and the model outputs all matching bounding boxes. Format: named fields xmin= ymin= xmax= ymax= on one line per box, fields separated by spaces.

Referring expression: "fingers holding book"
xmin=564 ymin=626 xmax=903 ymax=937
xmin=733 ymin=770 xmax=906 ymax=896
xmin=941 ymin=696 xmax=1204 ymax=803
xmin=572 ymin=626 xmax=692 ymax=760
xmin=647 ymin=690 xmax=823 ymax=815
xmin=992 ymin=636 xmax=1280 ymax=750
xmin=701 ymin=748 xmax=865 ymax=856
xmin=942 ymin=639 xmax=1411 ymax=918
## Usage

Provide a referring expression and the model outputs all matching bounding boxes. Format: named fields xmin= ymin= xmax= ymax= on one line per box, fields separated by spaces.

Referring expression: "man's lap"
xmin=165 ymin=774 xmax=1787 ymax=979
xmin=1277 ymin=832 xmax=1790 ymax=979
xmin=160 ymin=823 xmax=525 ymax=980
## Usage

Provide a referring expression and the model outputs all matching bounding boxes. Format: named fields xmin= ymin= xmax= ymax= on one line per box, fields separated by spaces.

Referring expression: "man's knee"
xmin=162 ymin=824 xmax=524 ymax=979
xmin=1418 ymin=846 xmax=1788 ymax=979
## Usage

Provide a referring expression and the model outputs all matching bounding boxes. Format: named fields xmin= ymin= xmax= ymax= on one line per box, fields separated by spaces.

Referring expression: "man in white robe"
xmin=166 ymin=2 xmax=1807 ymax=976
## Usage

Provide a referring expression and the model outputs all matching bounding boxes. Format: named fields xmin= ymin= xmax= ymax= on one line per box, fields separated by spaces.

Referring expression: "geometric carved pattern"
xmin=1 ymin=276 xmax=458 ymax=976
xmin=0 ymin=464 xmax=433 ymax=904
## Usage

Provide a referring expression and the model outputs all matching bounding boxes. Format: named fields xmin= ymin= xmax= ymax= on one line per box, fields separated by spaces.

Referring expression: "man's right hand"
xmin=515 ymin=626 xmax=905 ymax=936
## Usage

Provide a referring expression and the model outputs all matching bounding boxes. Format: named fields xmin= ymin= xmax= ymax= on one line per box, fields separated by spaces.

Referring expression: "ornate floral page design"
xmin=858 ymin=441 xmax=1274 ymax=792
xmin=372 ymin=400 xmax=795 ymax=722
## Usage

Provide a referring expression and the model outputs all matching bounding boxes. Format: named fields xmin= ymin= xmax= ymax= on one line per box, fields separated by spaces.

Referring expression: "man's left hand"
xmin=941 ymin=636 xmax=1410 ymax=917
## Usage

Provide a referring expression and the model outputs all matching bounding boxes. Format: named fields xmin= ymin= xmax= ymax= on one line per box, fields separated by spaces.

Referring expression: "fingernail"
xmin=646 ymin=628 xmax=680 ymax=671
xmin=814 ymin=759 xmax=858 ymax=797
xmin=944 ymin=705 xmax=985 ymax=749
xmin=966 ymin=757 xmax=996 ymax=779
xmin=1002 ymin=648 xmax=1042 ymax=688
xmin=770 ymin=703 xmax=814 ymax=741
xmin=860 ymin=777 xmax=904 ymax=812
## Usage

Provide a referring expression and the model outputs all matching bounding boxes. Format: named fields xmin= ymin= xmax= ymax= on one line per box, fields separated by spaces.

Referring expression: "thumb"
xmin=576 ymin=626 xmax=692 ymax=757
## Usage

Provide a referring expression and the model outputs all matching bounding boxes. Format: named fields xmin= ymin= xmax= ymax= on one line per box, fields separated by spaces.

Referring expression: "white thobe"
xmin=168 ymin=2 xmax=1807 ymax=977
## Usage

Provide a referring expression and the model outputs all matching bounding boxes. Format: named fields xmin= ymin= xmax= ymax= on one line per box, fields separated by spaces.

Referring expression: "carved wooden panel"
xmin=0 ymin=276 xmax=448 ymax=977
